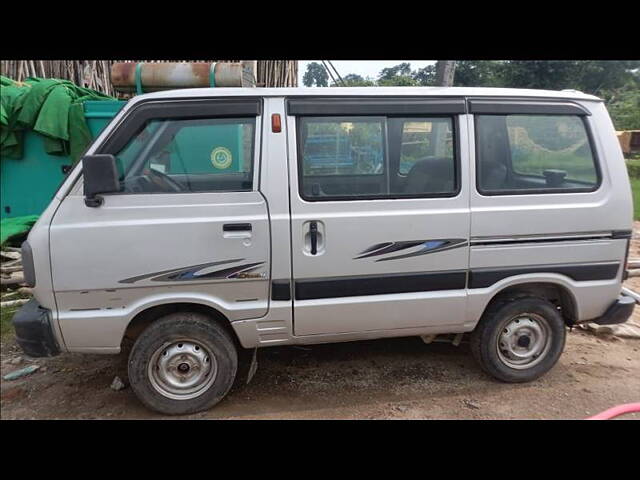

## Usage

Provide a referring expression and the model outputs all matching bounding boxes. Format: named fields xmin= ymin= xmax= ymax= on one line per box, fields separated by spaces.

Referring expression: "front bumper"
xmin=592 ymin=294 xmax=636 ymax=326
xmin=11 ymin=299 xmax=60 ymax=357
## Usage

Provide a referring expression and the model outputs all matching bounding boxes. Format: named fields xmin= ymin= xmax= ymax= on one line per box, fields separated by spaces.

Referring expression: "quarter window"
xmin=298 ymin=116 xmax=457 ymax=200
xmin=476 ymin=114 xmax=598 ymax=194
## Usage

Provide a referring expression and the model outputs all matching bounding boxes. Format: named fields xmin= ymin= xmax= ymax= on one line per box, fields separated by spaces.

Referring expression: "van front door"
xmin=286 ymin=97 xmax=470 ymax=336
xmin=49 ymin=99 xmax=270 ymax=350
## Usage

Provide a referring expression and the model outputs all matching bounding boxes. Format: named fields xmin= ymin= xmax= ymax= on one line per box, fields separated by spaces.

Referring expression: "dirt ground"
xmin=3 ymin=227 xmax=640 ymax=420
xmin=1 ymin=327 xmax=638 ymax=420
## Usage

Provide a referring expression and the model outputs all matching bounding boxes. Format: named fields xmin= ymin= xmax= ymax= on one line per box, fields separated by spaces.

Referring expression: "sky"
xmin=298 ymin=60 xmax=436 ymax=85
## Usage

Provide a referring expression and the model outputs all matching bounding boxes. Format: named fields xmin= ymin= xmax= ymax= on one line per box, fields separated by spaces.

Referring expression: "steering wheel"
xmin=143 ymin=167 xmax=183 ymax=192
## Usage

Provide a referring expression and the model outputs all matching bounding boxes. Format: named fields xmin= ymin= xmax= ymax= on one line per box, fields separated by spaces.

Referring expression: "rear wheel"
xmin=128 ymin=312 xmax=237 ymax=415
xmin=470 ymin=296 xmax=566 ymax=383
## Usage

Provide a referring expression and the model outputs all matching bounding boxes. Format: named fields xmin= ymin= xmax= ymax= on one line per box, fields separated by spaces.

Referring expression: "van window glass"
xmin=298 ymin=116 xmax=457 ymax=200
xmin=398 ymin=119 xmax=454 ymax=175
xmin=300 ymin=118 xmax=384 ymax=177
xmin=115 ymin=117 xmax=255 ymax=194
xmin=476 ymin=114 xmax=598 ymax=194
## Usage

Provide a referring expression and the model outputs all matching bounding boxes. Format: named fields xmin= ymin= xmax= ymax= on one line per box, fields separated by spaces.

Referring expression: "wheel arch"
xmin=122 ymin=301 xmax=242 ymax=350
xmin=478 ymin=280 xmax=578 ymax=326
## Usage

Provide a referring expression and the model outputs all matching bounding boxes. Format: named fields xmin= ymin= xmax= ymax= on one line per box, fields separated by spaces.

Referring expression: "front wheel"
xmin=128 ymin=312 xmax=237 ymax=415
xmin=470 ymin=296 xmax=566 ymax=383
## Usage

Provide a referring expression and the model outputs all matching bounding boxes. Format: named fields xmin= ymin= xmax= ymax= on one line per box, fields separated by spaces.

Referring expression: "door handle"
xmin=309 ymin=221 xmax=318 ymax=255
xmin=223 ymin=223 xmax=252 ymax=232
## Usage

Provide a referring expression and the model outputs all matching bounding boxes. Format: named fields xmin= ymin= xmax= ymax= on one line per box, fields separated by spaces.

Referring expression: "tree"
xmin=376 ymin=62 xmax=417 ymax=86
xmin=302 ymin=62 xmax=329 ymax=87
xmin=572 ymin=61 xmax=640 ymax=95
xmin=412 ymin=65 xmax=437 ymax=86
xmin=498 ymin=61 xmax=581 ymax=90
xmin=602 ymin=83 xmax=640 ymax=130
xmin=453 ymin=60 xmax=505 ymax=87
xmin=377 ymin=75 xmax=418 ymax=86
xmin=339 ymin=74 xmax=376 ymax=87
xmin=379 ymin=62 xmax=412 ymax=81
xmin=330 ymin=60 xmax=640 ymax=130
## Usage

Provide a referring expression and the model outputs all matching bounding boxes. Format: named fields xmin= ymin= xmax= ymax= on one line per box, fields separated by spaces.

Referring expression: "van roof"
xmin=131 ymin=86 xmax=602 ymax=103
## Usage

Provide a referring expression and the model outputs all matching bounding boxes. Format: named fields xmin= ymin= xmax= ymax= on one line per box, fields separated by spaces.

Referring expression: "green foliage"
xmin=302 ymin=62 xmax=329 ymax=87
xmin=453 ymin=60 xmax=505 ymax=87
xmin=630 ymin=177 xmax=640 ymax=220
xmin=377 ymin=76 xmax=418 ymax=86
xmin=1 ymin=304 xmax=17 ymax=339
xmin=319 ymin=60 xmax=640 ymax=130
xmin=497 ymin=60 xmax=640 ymax=93
xmin=412 ymin=65 xmax=437 ymax=86
xmin=627 ymin=159 xmax=640 ymax=179
xmin=379 ymin=63 xmax=412 ymax=80
xmin=498 ymin=61 xmax=582 ymax=90
xmin=340 ymin=74 xmax=376 ymax=87
xmin=603 ymin=84 xmax=640 ymax=130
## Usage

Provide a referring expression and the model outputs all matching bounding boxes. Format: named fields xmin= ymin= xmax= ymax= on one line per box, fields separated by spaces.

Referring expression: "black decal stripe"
xmin=376 ymin=240 xmax=468 ymax=262
xmin=295 ymin=271 xmax=467 ymax=301
xmin=118 ymin=259 xmax=266 ymax=284
xmin=119 ymin=259 xmax=244 ymax=284
xmin=355 ymin=238 xmax=467 ymax=261
xmin=354 ymin=240 xmax=426 ymax=260
xmin=468 ymin=262 xmax=620 ymax=289
xmin=196 ymin=262 xmax=264 ymax=280
xmin=357 ymin=242 xmax=394 ymax=256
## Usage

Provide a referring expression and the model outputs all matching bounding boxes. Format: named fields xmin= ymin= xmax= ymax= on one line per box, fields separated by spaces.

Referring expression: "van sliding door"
xmin=286 ymin=97 xmax=471 ymax=336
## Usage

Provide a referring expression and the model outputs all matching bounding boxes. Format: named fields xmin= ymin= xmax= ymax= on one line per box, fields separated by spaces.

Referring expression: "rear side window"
xmin=298 ymin=116 xmax=457 ymax=200
xmin=114 ymin=117 xmax=255 ymax=194
xmin=476 ymin=114 xmax=599 ymax=194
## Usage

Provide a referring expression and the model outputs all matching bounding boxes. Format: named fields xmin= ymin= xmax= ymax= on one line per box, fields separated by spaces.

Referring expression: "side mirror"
xmin=82 ymin=154 xmax=120 ymax=207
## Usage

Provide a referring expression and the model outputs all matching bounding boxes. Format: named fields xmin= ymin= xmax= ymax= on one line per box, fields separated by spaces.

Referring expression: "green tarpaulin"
xmin=0 ymin=215 xmax=39 ymax=246
xmin=0 ymin=76 xmax=115 ymax=163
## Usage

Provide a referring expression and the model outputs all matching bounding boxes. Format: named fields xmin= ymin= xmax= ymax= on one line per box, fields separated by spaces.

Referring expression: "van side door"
xmin=286 ymin=97 xmax=471 ymax=336
xmin=49 ymin=98 xmax=270 ymax=350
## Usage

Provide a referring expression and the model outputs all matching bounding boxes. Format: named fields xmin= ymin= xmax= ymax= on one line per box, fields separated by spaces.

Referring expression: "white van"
xmin=13 ymin=87 xmax=635 ymax=414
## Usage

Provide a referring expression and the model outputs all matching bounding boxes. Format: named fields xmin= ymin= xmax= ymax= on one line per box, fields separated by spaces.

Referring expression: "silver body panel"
xmin=24 ymin=87 xmax=631 ymax=352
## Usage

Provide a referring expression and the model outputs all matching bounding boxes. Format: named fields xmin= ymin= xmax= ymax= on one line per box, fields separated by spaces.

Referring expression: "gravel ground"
xmin=1 ymin=328 xmax=638 ymax=420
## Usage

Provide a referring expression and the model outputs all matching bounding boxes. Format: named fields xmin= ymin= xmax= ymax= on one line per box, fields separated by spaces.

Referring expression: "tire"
xmin=470 ymin=295 xmax=566 ymax=383
xmin=128 ymin=312 xmax=237 ymax=415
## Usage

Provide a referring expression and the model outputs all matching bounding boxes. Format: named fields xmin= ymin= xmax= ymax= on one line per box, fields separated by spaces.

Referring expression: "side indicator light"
xmin=271 ymin=113 xmax=282 ymax=133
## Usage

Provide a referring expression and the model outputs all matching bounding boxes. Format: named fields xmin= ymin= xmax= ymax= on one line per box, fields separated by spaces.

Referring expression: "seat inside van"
xmin=403 ymin=157 xmax=455 ymax=194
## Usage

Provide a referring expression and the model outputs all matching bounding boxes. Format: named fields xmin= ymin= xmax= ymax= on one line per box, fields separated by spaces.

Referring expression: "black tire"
xmin=470 ymin=295 xmax=566 ymax=383
xmin=128 ymin=312 xmax=237 ymax=415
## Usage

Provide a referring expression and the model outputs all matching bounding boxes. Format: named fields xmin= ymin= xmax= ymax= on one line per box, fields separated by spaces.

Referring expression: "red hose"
xmin=586 ymin=403 xmax=640 ymax=420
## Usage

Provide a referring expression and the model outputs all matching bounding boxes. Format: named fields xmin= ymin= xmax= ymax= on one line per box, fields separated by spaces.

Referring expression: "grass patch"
xmin=0 ymin=304 xmax=18 ymax=340
xmin=631 ymin=177 xmax=640 ymax=221
xmin=0 ymin=291 xmax=30 ymax=341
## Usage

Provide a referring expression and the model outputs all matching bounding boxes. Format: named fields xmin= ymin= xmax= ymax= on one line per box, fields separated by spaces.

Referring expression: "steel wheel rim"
xmin=496 ymin=313 xmax=552 ymax=370
xmin=148 ymin=339 xmax=218 ymax=400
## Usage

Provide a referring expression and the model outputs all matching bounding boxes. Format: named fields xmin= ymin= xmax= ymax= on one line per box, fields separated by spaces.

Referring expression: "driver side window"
xmin=115 ymin=117 xmax=256 ymax=193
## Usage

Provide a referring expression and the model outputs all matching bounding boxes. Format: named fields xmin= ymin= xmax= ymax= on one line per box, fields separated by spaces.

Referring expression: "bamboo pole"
xmin=0 ymin=60 xmax=298 ymax=96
